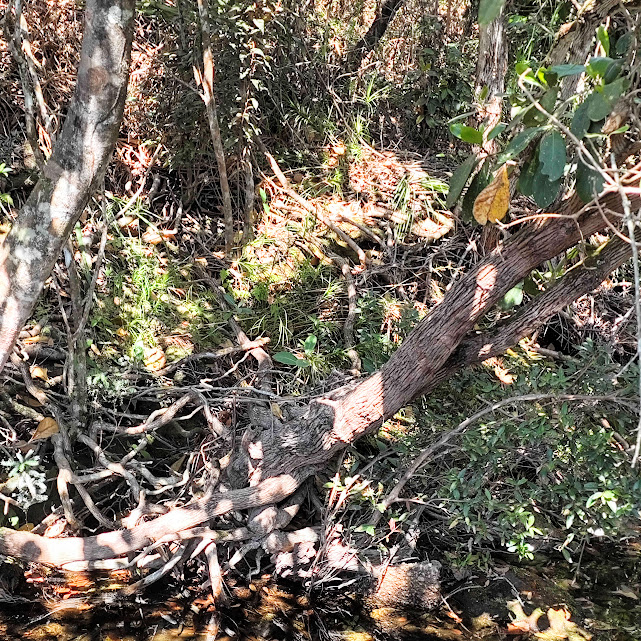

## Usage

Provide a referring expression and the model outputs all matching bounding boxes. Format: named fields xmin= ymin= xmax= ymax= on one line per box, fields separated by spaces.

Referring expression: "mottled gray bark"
xmin=474 ymin=8 xmax=507 ymax=153
xmin=0 ymin=0 xmax=135 ymax=371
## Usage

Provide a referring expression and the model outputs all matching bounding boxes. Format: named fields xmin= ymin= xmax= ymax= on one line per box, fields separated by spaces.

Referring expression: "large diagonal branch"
xmin=0 ymin=195 xmax=637 ymax=565
xmin=434 ymin=233 xmax=633 ymax=388
xmin=0 ymin=0 xmax=135 ymax=371
xmin=253 ymin=191 xmax=640 ymax=480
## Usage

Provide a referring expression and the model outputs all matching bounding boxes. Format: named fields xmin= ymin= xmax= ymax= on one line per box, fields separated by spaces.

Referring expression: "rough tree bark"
xmin=548 ymin=0 xmax=624 ymax=101
xmin=0 ymin=0 xmax=135 ymax=371
xmin=473 ymin=6 xmax=507 ymax=153
xmin=1 ymin=184 xmax=638 ymax=565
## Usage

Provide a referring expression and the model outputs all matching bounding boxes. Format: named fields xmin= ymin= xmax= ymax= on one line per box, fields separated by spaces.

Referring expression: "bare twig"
xmin=196 ymin=0 xmax=234 ymax=255
xmin=156 ymin=338 xmax=270 ymax=376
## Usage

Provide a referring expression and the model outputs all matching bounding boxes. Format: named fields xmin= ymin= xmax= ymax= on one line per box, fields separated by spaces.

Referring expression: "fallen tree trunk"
xmin=0 ymin=0 xmax=135 ymax=371
xmin=1 ymin=186 xmax=637 ymax=565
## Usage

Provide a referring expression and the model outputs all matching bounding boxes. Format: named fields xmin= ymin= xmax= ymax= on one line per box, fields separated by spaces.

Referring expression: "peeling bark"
xmin=0 ymin=0 xmax=135 ymax=371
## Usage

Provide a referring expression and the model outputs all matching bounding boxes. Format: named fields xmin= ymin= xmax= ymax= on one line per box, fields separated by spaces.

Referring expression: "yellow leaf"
xmin=32 ymin=417 xmax=59 ymax=441
xmin=270 ymin=402 xmax=283 ymax=420
xmin=473 ymin=165 xmax=510 ymax=225
xmin=29 ymin=365 xmax=49 ymax=382
xmin=144 ymin=346 xmax=166 ymax=372
xmin=170 ymin=455 xmax=186 ymax=473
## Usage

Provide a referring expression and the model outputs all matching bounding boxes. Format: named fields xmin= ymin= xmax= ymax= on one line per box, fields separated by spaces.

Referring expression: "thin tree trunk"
xmin=346 ymin=0 xmax=406 ymax=72
xmin=197 ymin=0 xmax=234 ymax=256
xmin=0 ymin=0 xmax=135 ymax=372
xmin=474 ymin=8 xmax=507 ymax=152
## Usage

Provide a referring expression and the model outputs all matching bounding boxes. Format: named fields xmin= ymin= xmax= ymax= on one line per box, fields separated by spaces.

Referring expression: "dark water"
xmin=0 ymin=546 xmax=639 ymax=640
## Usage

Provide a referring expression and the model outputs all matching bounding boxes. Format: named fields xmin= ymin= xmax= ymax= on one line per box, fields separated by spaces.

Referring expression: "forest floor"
xmin=1 ymin=5 xmax=640 ymax=639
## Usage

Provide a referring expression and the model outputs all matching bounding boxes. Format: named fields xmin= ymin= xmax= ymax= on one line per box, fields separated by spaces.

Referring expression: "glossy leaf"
xmin=518 ymin=156 xmax=538 ymax=197
xmin=273 ymin=351 xmax=310 ymax=367
xmin=616 ymin=33 xmax=633 ymax=55
xmin=496 ymin=126 xmax=544 ymax=165
xmin=446 ymin=153 xmax=479 ymax=208
xmin=303 ymin=334 xmax=317 ymax=354
xmin=586 ymin=56 xmax=615 ymax=79
xmin=500 ymin=282 xmax=524 ymax=310
xmin=597 ymin=26 xmax=610 ymax=56
xmin=532 ymin=165 xmax=562 ymax=208
xmin=586 ymin=92 xmax=612 ymax=121
xmin=603 ymin=77 xmax=630 ymax=105
xmin=450 ymin=123 xmax=484 ymax=145
xmin=486 ymin=123 xmax=507 ymax=141
xmin=549 ymin=64 xmax=585 ymax=78
xmin=539 ymin=131 xmax=566 ymax=181
xmin=576 ymin=156 xmax=605 ymax=203
xmin=570 ymin=101 xmax=591 ymax=139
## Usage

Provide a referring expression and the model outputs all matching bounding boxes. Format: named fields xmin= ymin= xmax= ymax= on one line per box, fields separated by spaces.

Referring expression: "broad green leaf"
xmin=523 ymin=88 xmax=558 ymax=126
xmin=539 ymin=131 xmax=566 ymax=181
xmin=586 ymin=92 xmax=612 ymax=121
xmin=478 ymin=0 xmax=505 ymax=25
xmin=576 ymin=156 xmax=605 ymax=203
xmin=549 ymin=64 xmax=585 ymax=78
xmin=486 ymin=123 xmax=507 ymax=141
xmin=586 ymin=56 xmax=615 ymax=79
xmin=446 ymin=153 xmax=479 ymax=208
xmin=303 ymin=334 xmax=317 ymax=354
xmin=450 ymin=123 xmax=484 ymax=145
xmin=273 ymin=351 xmax=310 ymax=367
xmin=597 ymin=26 xmax=610 ymax=56
xmin=532 ymin=165 xmax=562 ymax=208
xmin=496 ymin=126 xmax=545 ymax=165
xmin=616 ymin=33 xmax=633 ymax=55
xmin=518 ymin=156 xmax=538 ymax=197
xmin=500 ymin=282 xmax=524 ymax=310
xmin=570 ymin=101 xmax=591 ymax=139
xmin=603 ymin=59 xmax=623 ymax=84
xmin=603 ymin=76 xmax=630 ymax=105
xmin=515 ymin=62 xmax=535 ymax=79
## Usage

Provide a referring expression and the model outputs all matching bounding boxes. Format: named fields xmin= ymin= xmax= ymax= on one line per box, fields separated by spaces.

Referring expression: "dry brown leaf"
xmin=170 ymin=455 xmax=186 ymax=473
xmin=142 ymin=227 xmax=177 ymax=245
xmin=29 ymin=365 xmax=49 ymax=382
xmin=17 ymin=394 xmax=43 ymax=408
xmin=494 ymin=363 xmax=516 ymax=385
xmin=332 ymin=141 xmax=346 ymax=156
xmin=144 ymin=346 xmax=166 ymax=371
xmin=32 ymin=417 xmax=59 ymax=441
xmin=473 ymin=165 xmax=510 ymax=225
xmin=534 ymin=607 xmax=592 ymax=640
xmin=270 ymin=402 xmax=284 ymax=420
xmin=22 ymin=335 xmax=54 ymax=346
xmin=507 ymin=601 xmax=542 ymax=634
xmin=613 ymin=585 xmax=639 ymax=599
